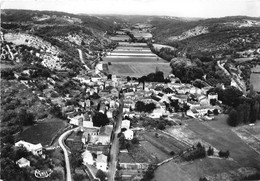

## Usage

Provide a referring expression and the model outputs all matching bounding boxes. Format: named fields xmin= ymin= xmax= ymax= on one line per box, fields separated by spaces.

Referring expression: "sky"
xmin=1 ymin=0 xmax=260 ymax=18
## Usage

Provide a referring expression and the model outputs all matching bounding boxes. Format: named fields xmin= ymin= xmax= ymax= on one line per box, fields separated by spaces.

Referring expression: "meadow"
xmin=18 ymin=119 xmax=68 ymax=146
xmin=106 ymin=62 xmax=171 ymax=77
xmin=250 ymin=65 xmax=260 ymax=92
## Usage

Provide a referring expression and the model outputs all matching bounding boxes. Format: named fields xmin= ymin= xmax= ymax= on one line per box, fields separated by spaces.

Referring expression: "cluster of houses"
xmin=14 ymin=140 xmax=44 ymax=168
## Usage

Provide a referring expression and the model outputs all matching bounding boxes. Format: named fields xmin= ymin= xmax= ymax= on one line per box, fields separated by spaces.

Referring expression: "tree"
xmin=126 ymin=76 xmax=131 ymax=82
xmin=107 ymin=74 xmax=112 ymax=80
xmin=223 ymin=86 xmax=243 ymax=107
xmin=73 ymin=174 xmax=84 ymax=181
xmin=213 ymin=109 xmax=219 ymax=115
xmin=50 ymin=104 xmax=63 ymax=119
xmin=227 ymin=109 xmax=239 ymax=127
xmin=14 ymin=146 xmax=30 ymax=160
xmin=251 ymin=101 xmax=259 ymax=123
xmin=92 ymin=112 xmax=109 ymax=127
xmin=135 ymin=101 xmax=145 ymax=112
xmin=207 ymin=146 xmax=214 ymax=156
xmin=141 ymin=164 xmax=156 ymax=181
xmin=96 ymin=169 xmax=107 ymax=181
xmin=157 ymin=123 xmax=166 ymax=130
xmin=19 ymin=109 xmax=35 ymax=126
xmin=131 ymin=137 xmax=139 ymax=144
xmin=70 ymin=151 xmax=83 ymax=172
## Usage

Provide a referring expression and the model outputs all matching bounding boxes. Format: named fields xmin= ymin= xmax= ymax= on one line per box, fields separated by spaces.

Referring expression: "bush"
xmin=183 ymin=143 xmax=206 ymax=161
xmin=157 ymin=123 xmax=166 ymax=130
xmin=213 ymin=109 xmax=219 ymax=115
xmin=19 ymin=109 xmax=35 ymax=126
xmin=96 ymin=169 xmax=106 ymax=181
xmin=207 ymin=146 xmax=214 ymax=156
xmin=218 ymin=150 xmax=229 ymax=158
xmin=131 ymin=137 xmax=139 ymax=144
xmin=170 ymin=151 xmax=175 ymax=156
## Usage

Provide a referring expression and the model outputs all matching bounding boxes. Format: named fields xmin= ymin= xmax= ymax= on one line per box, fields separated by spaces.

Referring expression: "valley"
xmin=1 ymin=9 xmax=260 ymax=181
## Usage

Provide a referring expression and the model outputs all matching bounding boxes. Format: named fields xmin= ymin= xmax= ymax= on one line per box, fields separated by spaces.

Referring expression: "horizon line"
xmin=2 ymin=8 xmax=260 ymax=19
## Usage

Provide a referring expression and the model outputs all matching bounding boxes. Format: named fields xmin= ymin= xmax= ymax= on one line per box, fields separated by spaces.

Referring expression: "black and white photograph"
xmin=1 ymin=0 xmax=260 ymax=180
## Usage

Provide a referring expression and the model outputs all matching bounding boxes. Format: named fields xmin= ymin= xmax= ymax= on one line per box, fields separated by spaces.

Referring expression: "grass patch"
xmin=17 ymin=119 xmax=67 ymax=146
xmin=185 ymin=114 xmax=260 ymax=170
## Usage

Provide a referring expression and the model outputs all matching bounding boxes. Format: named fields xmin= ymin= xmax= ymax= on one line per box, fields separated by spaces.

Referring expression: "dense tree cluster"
xmin=170 ymin=57 xmax=204 ymax=83
xmin=183 ymin=142 xmax=206 ymax=161
xmin=135 ymin=101 xmax=156 ymax=113
xmin=19 ymin=109 xmax=35 ymax=126
xmin=140 ymin=117 xmax=174 ymax=129
xmin=208 ymin=86 xmax=243 ymax=107
xmin=138 ymin=71 xmax=169 ymax=85
xmin=50 ymin=104 xmax=64 ymax=119
xmin=141 ymin=164 xmax=157 ymax=181
xmin=92 ymin=112 xmax=110 ymax=127
xmin=96 ymin=169 xmax=107 ymax=181
xmin=218 ymin=150 xmax=230 ymax=158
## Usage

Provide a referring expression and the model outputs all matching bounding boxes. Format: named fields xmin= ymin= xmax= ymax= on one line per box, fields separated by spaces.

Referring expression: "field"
xmin=154 ymin=114 xmax=260 ymax=180
xmin=250 ymin=65 xmax=260 ymax=92
xmin=105 ymin=62 xmax=171 ymax=77
xmin=184 ymin=115 xmax=260 ymax=169
xmin=103 ymin=56 xmax=165 ymax=62
xmin=140 ymin=141 xmax=170 ymax=162
xmin=17 ymin=119 xmax=68 ymax=146
xmin=104 ymin=42 xmax=171 ymax=77
xmin=233 ymin=123 xmax=260 ymax=155
xmin=0 ymin=63 xmax=16 ymax=69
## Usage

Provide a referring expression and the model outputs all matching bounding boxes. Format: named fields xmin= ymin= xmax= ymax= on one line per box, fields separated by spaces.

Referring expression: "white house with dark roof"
xmin=82 ymin=149 xmax=94 ymax=165
xmin=16 ymin=157 xmax=30 ymax=168
xmin=96 ymin=154 xmax=108 ymax=172
xmin=15 ymin=140 xmax=43 ymax=156
xmin=123 ymin=129 xmax=134 ymax=140
xmin=122 ymin=120 xmax=131 ymax=129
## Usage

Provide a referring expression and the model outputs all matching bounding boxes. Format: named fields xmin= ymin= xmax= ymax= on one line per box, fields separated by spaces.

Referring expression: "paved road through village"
xmin=58 ymin=128 xmax=77 ymax=181
xmin=108 ymin=97 xmax=124 ymax=181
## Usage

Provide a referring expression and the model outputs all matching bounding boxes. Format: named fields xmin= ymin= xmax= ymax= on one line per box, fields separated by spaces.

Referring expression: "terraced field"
xmin=103 ymin=42 xmax=171 ymax=77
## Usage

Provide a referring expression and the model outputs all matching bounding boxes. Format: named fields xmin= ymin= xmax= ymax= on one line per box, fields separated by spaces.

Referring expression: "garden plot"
xmin=233 ymin=124 xmax=260 ymax=155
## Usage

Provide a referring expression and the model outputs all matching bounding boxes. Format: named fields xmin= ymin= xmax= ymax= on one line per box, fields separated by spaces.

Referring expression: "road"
xmin=77 ymin=48 xmax=90 ymax=70
xmin=108 ymin=98 xmax=124 ymax=181
xmin=58 ymin=128 xmax=77 ymax=181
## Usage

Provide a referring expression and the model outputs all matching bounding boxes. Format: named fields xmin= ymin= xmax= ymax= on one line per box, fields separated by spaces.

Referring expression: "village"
xmin=1 ymin=10 xmax=260 ymax=181
xmin=5 ymin=25 xmax=226 ymax=181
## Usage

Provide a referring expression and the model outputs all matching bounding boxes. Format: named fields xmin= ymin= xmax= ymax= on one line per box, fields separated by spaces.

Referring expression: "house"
xmin=15 ymin=140 xmax=43 ymax=156
xmin=99 ymin=103 xmax=106 ymax=114
xmin=208 ymin=92 xmax=218 ymax=102
xmin=96 ymin=154 xmax=108 ymax=172
xmin=69 ymin=114 xmax=84 ymax=126
xmin=83 ymin=120 xmax=93 ymax=128
xmin=97 ymin=125 xmax=113 ymax=145
xmin=122 ymin=120 xmax=131 ymax=129
xmin=106 ymin=109 xmax=113 ymax=119
xmin=82 ymin=150 xmax=94 ymax=165
xmin=150 ymin=108 xmax=164 ymax=118
xmin=82 ymin=127 xmax=100 ymax=144
xmin=123 ymin=129 xmax=134 ymax=140
xmin=111 ymin=75 xmax=117 ymax=82
xmin=123 ymin=106 xmax=130 ymax=113
xmin=16 ymin=157 xmax=30 ymax=168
